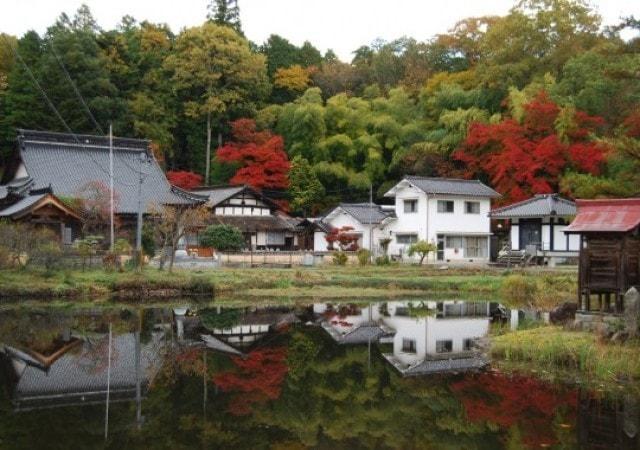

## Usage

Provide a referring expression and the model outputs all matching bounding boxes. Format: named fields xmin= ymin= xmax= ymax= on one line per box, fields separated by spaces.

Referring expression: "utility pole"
xmin=369 ymin=183 xmax=373 ymax=262
xmin=109 ymin=124 xmax=114 ymax=251
xmin=136 ymin=153 xmax=147 ymax=269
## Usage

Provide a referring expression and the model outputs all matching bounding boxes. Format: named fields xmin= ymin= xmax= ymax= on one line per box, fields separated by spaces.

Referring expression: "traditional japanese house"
xmin=0 ymin=187 xmax=83 ymax=244
xmin=188 ymin=185 xmax=298 ymax=253
xmin=0 ymin=129 xmax=205 ymax=241
xmin=565 ymin=199 xmax=640 ymax=313
xmin=489 ymin=194 xmax=579 ymax=265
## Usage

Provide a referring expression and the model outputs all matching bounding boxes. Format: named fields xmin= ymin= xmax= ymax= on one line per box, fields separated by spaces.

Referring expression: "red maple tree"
xmin=166 ymin=170 xmax=204 ymax=189
xmin=216 ymin=119 xmax=290 ymax=191
xmin=451 ymin=372 xmax=577 ymax=448
xmin=325 ymin=226 xmax=360 ymax=251
xmin=453 ymin=91 xmax=608 ymax=204
xmin=213 ymin=346 xmax=288 ymax=416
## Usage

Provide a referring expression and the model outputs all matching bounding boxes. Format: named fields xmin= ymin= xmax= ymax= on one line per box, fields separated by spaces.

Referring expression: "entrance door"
xmin=437 ymin=235 xmax=445 ymax=261
xmin=519 ymin=219 xmax=542 ymax=250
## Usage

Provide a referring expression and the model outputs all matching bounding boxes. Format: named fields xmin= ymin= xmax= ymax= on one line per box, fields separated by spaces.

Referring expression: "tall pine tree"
xmin=207 ymin=0 xmax=242 ymax=34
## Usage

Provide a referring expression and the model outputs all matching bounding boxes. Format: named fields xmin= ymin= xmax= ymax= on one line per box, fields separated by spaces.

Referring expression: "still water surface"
xmin=0 ymin=300 xmax=637 ymax=449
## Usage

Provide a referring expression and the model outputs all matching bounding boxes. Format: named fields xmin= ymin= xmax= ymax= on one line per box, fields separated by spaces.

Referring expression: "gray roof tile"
xmin=387 ymin=176 xmax=501 ymax=198
xmin=489 ymin=194 xmax=576 ymax=218
xmin=16 ymin=130 xmax=204 ymax=214
xmin=330 ymin=203 xmax=396 ymax=225
xmin=0 ymin=194 xmax=46 ymax=217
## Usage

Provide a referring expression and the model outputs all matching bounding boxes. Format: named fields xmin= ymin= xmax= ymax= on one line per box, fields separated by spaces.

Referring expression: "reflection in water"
xmin=0 ymin=302 xmax=635 ymax=449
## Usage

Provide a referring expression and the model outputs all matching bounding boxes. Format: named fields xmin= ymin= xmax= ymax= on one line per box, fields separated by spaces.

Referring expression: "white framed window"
xmin=445 ymin=236 xmax=463 ymax=249
xmin=464 ymin=201 xmax=480 ymax=214
xmin=436 ymin=340 xmax=452 ymax=353
xmin=403 ymin=199 xmax=418 ymax=213
xmin=396 ymin=234 xmax=418 ymax=245
xmin=464 ymin=236 xmax=488 ymax=258
xmin=437 ymin=200 xmax=454 ymax=213
xmin=402 ymin=338 xmax=416 ymax=353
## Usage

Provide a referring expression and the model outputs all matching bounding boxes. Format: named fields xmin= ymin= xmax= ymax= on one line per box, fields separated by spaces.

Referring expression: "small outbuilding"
xmin=489 ymin=193 xmax=579 ymax=265
xmin=565 ymin=198 xmax=640 ymax=313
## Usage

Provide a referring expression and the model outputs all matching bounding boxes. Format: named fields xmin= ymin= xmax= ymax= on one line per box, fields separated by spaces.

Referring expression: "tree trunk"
xmin=420 ymin=254 xmax=426 ymax=265
xmin=168 ymin=235 xmax=179 ymax=273
xmin=205 ymin=112 xmax=212 ymax=186
xmin=158 ymin=234 xmax=170 ymax=271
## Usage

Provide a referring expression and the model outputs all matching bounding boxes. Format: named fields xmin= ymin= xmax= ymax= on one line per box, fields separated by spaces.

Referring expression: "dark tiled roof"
xmin=208 ymin=215 xmax=295 ymax=232
xmin=9 ymin=332 xmax=165 ymax=409
xmin=403 ymin=356 xmax=488 ymax=376
xmin=0 ymin=194 xmax=47 ymax=217
xmin=191 ymin=185 xmax=245 ymax=207
xmin=0 ymin=177 xmax=33 ymax=200
xmin=16 ymin=129 xmax=205 ymax=214
xmin=388 ymin=176 xmax=500 ymax=198
xmin=490 ymin=194 xmax=576 ymax=218
xmin=330 ymin=203 xmax=396 ymax=225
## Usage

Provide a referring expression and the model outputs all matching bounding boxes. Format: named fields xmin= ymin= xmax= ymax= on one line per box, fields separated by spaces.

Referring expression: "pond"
xmin=0 ymin=300 xmax=637 ymax=449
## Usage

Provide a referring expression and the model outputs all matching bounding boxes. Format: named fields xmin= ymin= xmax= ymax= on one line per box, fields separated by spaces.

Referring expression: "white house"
xmin=314 ymin=203 xmax=396 ymax=252
xmin=489 ymin=193 xmax=579 ymax=265
xmin=383 ymin=176 xmax=500 ymax=262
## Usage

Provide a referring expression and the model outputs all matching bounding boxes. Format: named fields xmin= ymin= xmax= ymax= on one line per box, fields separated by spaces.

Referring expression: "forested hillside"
xmin=0 ymin=0 xmax=639 ymax=213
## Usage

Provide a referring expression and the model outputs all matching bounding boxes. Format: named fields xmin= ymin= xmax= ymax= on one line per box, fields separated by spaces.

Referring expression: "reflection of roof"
xmin=386 ymin=176 xmax=500 ymax=198
xmin=490 ymin=194 xmax=576 ymax=218
xmin=328 ymin=203 xmax=396 ymax=225
xmin=8 ymin=332 xmax=165 ymax=410
xmin=383 ymin=354 xmax=488 ymax=377
xmin=200 ymin=334 xmax=244 ymax=356
xmin=16 ymin=129 xmax=205 ymax=214
xmin=208 ymin=215 xmax=295 ymax=232
xmin=565 ymin=199 xmax=640 ymax=233
xmin=321 ymin=321 xmax=390 ymax=344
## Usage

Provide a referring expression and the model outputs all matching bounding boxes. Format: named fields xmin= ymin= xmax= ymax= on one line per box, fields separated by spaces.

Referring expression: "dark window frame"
xmin=437 ymin=200 xmax=454 ymax=213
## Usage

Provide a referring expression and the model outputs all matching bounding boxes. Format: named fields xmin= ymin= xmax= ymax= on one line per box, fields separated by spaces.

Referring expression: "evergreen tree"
xmin=207 ymin=0 xmax=242 ymax=33
xmin=289 ymin=155 xmax=325 ymax=215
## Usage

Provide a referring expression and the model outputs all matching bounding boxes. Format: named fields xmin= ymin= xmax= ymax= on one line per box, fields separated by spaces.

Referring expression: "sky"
xmin=2 ymin=0 xmax=639 ymax=61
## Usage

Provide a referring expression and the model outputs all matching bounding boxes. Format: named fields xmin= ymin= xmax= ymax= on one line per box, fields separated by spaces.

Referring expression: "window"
xmin=402 ymin=338 xmax=416 ymax=353
xmin=465 ymin=201 xmax=480 ymax=214
xmin=437 ymin=200 xmax=454 ymax=213
xmin=403 ymin=199 xmax=418 ymax=213
xmin=445 ymin=236 xmax=463 ymax=249
xmin=266 ymin=232 xmax=285 ymax=246
xmin=436 ymin=340 xmax=453 ymax=353
xmin=463 ymin=338 xmax=474 ymax=351
xmin=396 ymin=234 xmax=418 ymax=245
xmin=464 ymin=236 xmax=488 ymax=258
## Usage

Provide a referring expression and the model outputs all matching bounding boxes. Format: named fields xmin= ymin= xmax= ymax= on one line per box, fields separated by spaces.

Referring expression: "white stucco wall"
xmin=323 ymin=208 xmax=388 ymax=253
xmin=510 ymin=217 xmax=580 ymax=252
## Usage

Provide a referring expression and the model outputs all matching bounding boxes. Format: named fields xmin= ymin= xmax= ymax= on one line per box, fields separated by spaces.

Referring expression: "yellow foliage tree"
xmin=274 ymin=65 xmax=311 ymax=92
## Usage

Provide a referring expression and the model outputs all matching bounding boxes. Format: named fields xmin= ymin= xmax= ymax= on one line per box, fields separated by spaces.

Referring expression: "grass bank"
xmin=0 ymin=265 xmax=577 ymax=303
xmin=491 ymin=326 xmax=640 ymax=383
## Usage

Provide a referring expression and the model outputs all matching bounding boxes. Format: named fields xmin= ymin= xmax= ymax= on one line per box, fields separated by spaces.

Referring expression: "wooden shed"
xmin=565 ymin=199 xmax=640 ymax=313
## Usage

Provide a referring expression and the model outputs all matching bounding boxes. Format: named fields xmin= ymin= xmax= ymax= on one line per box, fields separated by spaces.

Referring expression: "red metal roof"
xmin=565 ymin=198 xmax=640 ymax=233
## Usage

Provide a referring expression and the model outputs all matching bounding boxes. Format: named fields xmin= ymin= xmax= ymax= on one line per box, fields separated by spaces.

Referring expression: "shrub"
xmin=357 ymin=248 xmax=371 ymax=266
xmin=375 ymin=255 xmax=390 ymax=265
xmin=332 ymin=251 xmax=348 ymax=266
xmin=33 ymin=241 xmax=63 ymax=272
xmin=199 ymin=224 xmax=245 ymax=251
xmin=501 ymin=274 xmax=537 ymax=308
xmin=141 ymin=223 xmax=156 ymax=257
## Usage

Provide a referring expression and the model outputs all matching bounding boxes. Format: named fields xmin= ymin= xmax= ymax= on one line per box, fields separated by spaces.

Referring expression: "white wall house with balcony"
xmin=383 ymin=176 xmax=501 ymax=262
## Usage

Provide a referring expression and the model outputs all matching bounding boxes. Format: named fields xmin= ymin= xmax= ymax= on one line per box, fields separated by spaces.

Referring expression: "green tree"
xmin=164 ymin=23 xmax=268 ymax=184
xmin=207 ymin=0 xmax=242 ymax=33
xmin=288 ymin=155 xmax=325 ymax=215
xmin=199 ymin=224 xmax=245 ymax=251
xmin=408 ymin=240 xmax=438 ymax=264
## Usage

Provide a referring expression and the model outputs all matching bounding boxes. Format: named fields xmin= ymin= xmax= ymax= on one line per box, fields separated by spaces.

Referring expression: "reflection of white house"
xmin=315 ymin=300 xmax=492 ymax=375
xmin=380 ymin=301 xmax=490 ymax=376
xmin=489 ymin=194 xmax=579 ymax=265
xmin=316 ymin=177 xmax=500 ymax=262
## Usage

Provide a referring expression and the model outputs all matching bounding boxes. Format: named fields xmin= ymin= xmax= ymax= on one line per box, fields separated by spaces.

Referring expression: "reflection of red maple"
xmin=451 ymin=372 xmax=577 ymax=448
xmin=213 ymin=347 xmax=288 ymax=416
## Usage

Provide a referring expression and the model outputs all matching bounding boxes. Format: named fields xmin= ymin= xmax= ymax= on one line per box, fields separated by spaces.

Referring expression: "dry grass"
xmin=491 ymin=326 xmax=640 ymax=383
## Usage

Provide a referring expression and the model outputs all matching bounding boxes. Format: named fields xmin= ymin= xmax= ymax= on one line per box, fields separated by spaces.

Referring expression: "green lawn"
xmin=0 ymin=264 xmax=577 ymax=305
